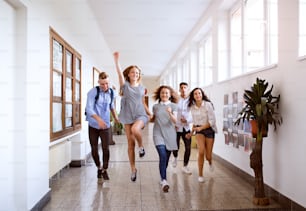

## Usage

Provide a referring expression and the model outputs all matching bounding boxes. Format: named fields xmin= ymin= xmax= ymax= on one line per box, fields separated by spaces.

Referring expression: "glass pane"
xmin=53 ymin=39 xmax=63 ymax=72
xmin=65 ymin=78 xmax=72 ymax=102
xmin=53 ymin=71 xmax=62 ymax=97
xmin=75 ymin=82 xmax=80 ymax=102
xmin=299 ymin=0 xmax=306 ymax=56
xmin=245 ymin=0 xmax=264 ymax=71
xmin=198 ymin=44 xmax=205 ymax=84
xmin=75 ymin=104 xmax=80 ymax=124
xmin=76 ymin=58 xmax=81 ymax=80
xmin=52 ymin=102 xmax=62 ymax=132
xmin=269 ymin=0 xmax=278 ymax=64
xmin=204 ymin=36 xmax=213 ymax=85
xmin=65 ymin=118 xmax=72 ymax=128
xmin=65 ymin=104 xmax=72 ymax=128
xmin=66 ymin=50 xmax=72 ymax=75
xmin=231 ymin=6 xmax=242 ymax=77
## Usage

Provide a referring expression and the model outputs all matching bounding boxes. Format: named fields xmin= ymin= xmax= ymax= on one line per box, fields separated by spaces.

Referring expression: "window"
xmin=198 ymin=43 xmax=205 ymax=85
xmin=198 ymin=35 xmax=213 ymax=86
xmin=204 ymin=35 xmax=213 ymax=85
xmin=50 ymin=28 xmax=82 ymax=141
xmin=299 ymin=0 xmax=306 ymax=57
xmin=230 ymin=0 xmax=278 ymax=76
xmin=183 ymin=56 xmax=190 ymax=84
xmin=190 ymin=48 xmax=198 ymax=87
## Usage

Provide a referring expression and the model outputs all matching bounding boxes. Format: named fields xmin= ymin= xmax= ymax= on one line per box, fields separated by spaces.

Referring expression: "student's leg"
xmin=99 ymin=128 xmax=111 ymax=170
xmin=205 ymin=137 xmax=215 ymax=165
xmin=155 ymin=145 xmax=168 ymax=180
xmin=88 ymin=126 xmax=101 ymax=168
xmin=124 ymin=124 xmax=136 ymax=172
xmin=173 ymin=132 xmax=181 ymax=158
xmin=131 ymin=119 xmax=145 ymax=148
xmin=196 ymin=134 xmax=205 ymax=177
xmin=182 ymin=129 xmax=191 ymax=166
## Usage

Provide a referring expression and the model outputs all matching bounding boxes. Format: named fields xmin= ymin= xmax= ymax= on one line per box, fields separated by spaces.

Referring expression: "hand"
xmin=192 ymin=126 xmax=200 ymax=132
xmin=114 ymin=117 xmax=120 ymax=124
xmin=166 ymin=106 xmax=172 ymax=114
xmin=113 ymin=51 xmax=119 ymax=60
xmin=180 ymin=116 xmax=187 ymax=123
xmin=97 ymin=119 xmax=107 ymax=129
xmin=185 ymin=133 xmax=192 ymax=139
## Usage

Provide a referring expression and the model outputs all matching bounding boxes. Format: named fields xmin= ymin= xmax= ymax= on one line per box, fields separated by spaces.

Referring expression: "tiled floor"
xmin=43 ymin=124 xmax=286 ymax=211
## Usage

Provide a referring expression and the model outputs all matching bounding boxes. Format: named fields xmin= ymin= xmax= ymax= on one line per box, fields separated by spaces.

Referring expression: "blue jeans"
xmin=155 ymin=145 xmax=171 ymax=180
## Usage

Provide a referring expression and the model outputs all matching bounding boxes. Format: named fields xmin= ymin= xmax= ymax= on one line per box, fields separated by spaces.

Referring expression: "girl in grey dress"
xmin=113 ymin=52 xmax=152 ymax=182
xmin=152 ymin=85 xmax=179 ymax=192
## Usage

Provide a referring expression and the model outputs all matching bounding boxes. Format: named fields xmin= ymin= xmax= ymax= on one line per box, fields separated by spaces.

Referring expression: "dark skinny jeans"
xmin=172 ymin=128 xmax=191 ymax=166
xmin=88 ymin=126 xmax=110 ymax=170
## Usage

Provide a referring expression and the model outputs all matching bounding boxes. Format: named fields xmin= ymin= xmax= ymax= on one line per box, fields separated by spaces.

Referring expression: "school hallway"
xmin=42 ymin=124 xmax=287 ymax=211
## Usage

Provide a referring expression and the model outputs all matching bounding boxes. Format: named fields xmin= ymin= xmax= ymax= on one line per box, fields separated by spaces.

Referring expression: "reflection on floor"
xmin=43 ymin=125 xmax=288 ymax=211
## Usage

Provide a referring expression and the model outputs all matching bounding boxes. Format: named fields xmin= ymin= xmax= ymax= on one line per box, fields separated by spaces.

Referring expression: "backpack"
xmin=84 ymin=86 xmax=114 ymax=116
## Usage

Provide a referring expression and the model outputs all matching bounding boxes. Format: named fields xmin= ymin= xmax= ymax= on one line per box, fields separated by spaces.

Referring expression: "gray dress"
xmin=119 ymin=81 xmax=148 ymax=125
xmin=153 ymin=102 xmax=178 ymax=151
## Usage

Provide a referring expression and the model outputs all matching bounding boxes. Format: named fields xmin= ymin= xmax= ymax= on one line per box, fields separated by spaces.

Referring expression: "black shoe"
xmin=131 ymin=169 xmax=137 ymax=182
xmin=109 ymin=140 xmax=115 ymax=145
xmin=102 ymin=169 xmax=109 ymax=180
xmin=139 ymin=147 xmax=145 ymax=158
xmin=97 ymin=169 xmax=103 ymax=184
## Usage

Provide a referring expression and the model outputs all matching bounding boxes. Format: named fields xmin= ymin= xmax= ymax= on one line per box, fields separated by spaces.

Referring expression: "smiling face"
xmin=193 ymin=88 xmax=203 ymax=103
xmin=128 ymin=67 xmax=140 ymax=82
xmin=160 ymin=87 xmax=171 ymax=102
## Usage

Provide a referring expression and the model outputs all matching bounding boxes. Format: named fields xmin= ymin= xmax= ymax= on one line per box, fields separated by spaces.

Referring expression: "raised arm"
xmin=113 ymin=52 xmax=125 ymax=87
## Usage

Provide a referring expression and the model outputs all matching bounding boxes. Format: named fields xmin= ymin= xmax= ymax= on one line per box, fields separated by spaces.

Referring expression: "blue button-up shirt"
xmin=85 ymin=87 xmax=114 ymax=129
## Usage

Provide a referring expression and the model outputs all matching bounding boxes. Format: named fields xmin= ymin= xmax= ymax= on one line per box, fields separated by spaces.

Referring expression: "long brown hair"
xmin=188 ymin=87 xmax=213 ymax=108
xmin=152 ymin=85 xmax=179 ymax=103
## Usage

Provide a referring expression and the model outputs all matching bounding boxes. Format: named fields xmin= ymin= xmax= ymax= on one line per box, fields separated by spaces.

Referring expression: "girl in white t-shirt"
xmin=187 ymin=88 xmax=218 ymax=183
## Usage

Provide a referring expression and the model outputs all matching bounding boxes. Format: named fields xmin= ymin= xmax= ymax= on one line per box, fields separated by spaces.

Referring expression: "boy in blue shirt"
xmin=85 ymin=72 xmax=119 ymax=184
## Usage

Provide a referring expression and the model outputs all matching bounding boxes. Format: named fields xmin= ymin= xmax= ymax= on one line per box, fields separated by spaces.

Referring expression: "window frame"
xmin=50 ymin=27 xmax=82 ymax=142
xmin=229 ymin=0 xmax=278 ymax=77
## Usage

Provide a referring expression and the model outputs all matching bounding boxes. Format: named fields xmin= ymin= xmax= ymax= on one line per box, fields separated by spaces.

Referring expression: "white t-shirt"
xmin=190 ymin=100 xmax=218 ymax=133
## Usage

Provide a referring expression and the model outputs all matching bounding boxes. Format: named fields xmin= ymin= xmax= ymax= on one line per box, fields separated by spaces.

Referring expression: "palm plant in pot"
xmin=235 ymin=78 xmax=282 ymax=205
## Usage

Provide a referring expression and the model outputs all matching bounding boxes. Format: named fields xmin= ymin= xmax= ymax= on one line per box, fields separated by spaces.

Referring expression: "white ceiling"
xmin=88 ymin=0 xmax=212 ymax=78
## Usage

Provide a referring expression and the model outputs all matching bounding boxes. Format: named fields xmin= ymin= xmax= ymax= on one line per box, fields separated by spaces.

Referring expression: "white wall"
xmin=203 ymin=0 xmax=306 ymax=207
xmin=0 ymin=0 xmax=115 ymax=210
xmin=0 ymin=1 xmax=24 ymax=209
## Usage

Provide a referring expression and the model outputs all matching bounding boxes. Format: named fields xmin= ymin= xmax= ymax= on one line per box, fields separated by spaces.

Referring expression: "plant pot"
xmin=250 ymin=120 xmax=268 ymax=138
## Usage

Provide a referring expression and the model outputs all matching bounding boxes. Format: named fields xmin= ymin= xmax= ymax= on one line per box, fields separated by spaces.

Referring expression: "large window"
xmin=299 ymin=0 xmax=306 ymax=57
xmin=50 ymin=28 xmax=82 ymax=141
xmin=203 ymin=35 xmax=213 ymax=85
xmin=198 ymin=34 xmax=213 ymax=86
xmin=230 ymin=0 xmax=278 ymax=76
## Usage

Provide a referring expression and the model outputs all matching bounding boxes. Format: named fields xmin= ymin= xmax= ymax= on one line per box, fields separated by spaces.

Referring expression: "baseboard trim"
xmin=30 ymin=189 xmax=51 ymax=211
xmin=214 ymin=154 xmax=306 ymax=210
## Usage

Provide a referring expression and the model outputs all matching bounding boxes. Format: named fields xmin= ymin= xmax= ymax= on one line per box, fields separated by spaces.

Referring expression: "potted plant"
xmin=235 ymin=78 xmax=283 ymax=205
xmin=110 ymin=113 xmax=124 ymax=135
xmin=113 ymin=121 xmax=124 ymax=135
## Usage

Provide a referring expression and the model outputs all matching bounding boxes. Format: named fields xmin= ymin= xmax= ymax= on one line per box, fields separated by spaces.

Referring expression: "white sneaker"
xmin=181 ymin=166 xmax=192 ymax=175
xmin=209 ymin=163 xmax=215 ymax=172
xmin=198 ymin=176 xmax=205 ymax=183
xmin=172 ymin=157 xmax=177 ymax=168
xmin=160 ymin=179 xmax=169 ymax=192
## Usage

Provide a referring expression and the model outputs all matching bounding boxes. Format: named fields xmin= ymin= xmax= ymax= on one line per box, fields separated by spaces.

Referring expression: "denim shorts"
xmin=196 ymin=126 xmax=215 ymax=138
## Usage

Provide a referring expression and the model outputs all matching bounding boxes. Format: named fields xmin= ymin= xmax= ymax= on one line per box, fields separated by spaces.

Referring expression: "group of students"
xmin=85 ymin=52 xmax=218 ymax=192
